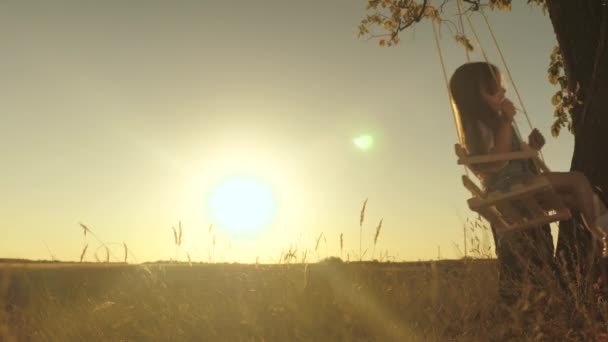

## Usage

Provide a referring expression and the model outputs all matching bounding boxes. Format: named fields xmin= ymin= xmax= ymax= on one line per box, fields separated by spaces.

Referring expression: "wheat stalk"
xmin=284 ymin=245 xmax=298 ymax=264
xmin=81 ymin=223 xmax=88 ymax=240
xmin=123 ymin=242 xmax=128 ymax=263
xmin=105 ymin=246 xmax=110 ymax=263
xmin=374 ymin=219 xmax=383 ymax=245
xmin=178 ymin=221 xmax=183 ymax=246
xmin=80 ymin=244 xmax=88 ymax=263
xmin=373 ymin=218 xmax=383 ymax=260
xmin=78 ymin=223 xmax=116 ymax=262
xmin=43 ymin=241 xmax=56 ymax=262
xmin=172 ymin=224 xmax=180 ymax=262
xmin=340 ymin=233 xmax=344 ymax=259
xmin=360 ymin=198 xmax=367 ymax=227
xmin=314 ymin=232 xmax=324 ymax=251
xmin=359 ymin=198 xmax=368 ymax=261
xmin=211 ymin=232 xmax=216 ymax=263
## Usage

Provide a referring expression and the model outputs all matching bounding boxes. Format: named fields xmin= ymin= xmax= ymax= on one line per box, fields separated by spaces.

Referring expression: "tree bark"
xmin=546 ymin=0 xmax=608 ymax=284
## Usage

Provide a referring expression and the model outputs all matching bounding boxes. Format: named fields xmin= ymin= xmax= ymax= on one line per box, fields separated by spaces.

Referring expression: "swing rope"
xmin=460 ymin=12 xmax=527 ymax=143
xmin=479 ymin=11 xmax=533 ymax=132
xmin=478 ymin=10 xmax=547 ymax=163
xmin=462 ymin=12 xmax=525 ymax=140
xmin=432 ymin=2 xmax=563 ymax=233
xmin=431 ymin=17 xmax=470 ymax=178
xmin=456 ymin=0 xmax=471 ymax=63
xmin=432 ymin=19 xmax=462 ymax=145
xmin=462 ymin=10 xmax=549 ymax=164
xmin=432 ymin=2 xmax=554 ymax=181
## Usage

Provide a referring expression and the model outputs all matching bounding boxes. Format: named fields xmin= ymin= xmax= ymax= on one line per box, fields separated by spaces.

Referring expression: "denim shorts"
xmin=483 ymin=161 xmax=537 ymax=220
xmin=484 ymin=160 xmax=535 ymax=193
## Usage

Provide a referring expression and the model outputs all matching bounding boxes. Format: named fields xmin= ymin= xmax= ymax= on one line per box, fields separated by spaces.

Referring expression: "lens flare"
xmin=353 ymin=135 xmax=374 ymax=151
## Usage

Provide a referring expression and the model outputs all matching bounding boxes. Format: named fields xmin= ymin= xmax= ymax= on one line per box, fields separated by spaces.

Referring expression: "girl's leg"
xmin=540 ymin=171 xmax=600 ymax=234
xmin=556 ymin=193 xmax=577 ymax=212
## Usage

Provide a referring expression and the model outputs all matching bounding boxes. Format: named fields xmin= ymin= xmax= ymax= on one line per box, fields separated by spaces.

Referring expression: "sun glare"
xmin=353 ymin=134 xmax=373 ymax=151
xmin=206 ymin=174 xmax=275 ymax=239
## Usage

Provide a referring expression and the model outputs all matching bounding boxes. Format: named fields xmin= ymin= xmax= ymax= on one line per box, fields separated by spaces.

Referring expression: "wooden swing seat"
xmin=455 ymin=143 xmax=572 ymax=234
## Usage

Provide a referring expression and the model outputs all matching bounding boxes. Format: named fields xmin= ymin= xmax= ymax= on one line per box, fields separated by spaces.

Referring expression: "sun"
xmin=206 ymin=174 xmax=275 ymax=239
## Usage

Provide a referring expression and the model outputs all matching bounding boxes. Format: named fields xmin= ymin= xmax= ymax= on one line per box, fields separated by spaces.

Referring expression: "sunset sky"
xmin=1 ymin=1 xmax=572 ymax=263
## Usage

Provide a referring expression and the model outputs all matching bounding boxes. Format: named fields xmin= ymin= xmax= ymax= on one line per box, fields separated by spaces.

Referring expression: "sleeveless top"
xmin=464 ymin=120 xmax=535 ymax=192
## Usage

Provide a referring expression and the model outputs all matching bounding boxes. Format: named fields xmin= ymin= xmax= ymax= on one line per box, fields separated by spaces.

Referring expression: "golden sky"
xmin=0 ymin=1 xmax=572 ymax=263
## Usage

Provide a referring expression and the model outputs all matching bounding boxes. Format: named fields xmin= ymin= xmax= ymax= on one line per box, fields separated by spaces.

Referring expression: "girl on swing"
xmin=449 ymin=61 xmax=608 ymax=240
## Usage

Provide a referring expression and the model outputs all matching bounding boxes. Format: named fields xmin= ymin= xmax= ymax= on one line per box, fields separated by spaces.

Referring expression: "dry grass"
xmin=2 ymin=256 xmax=606 ymax=341
xmin=3 ymin=203 xmax=608 ymax=340
xmin=79 ymin=244 xmax=88 ymax=263
xmin=372 ymin=218 xmax=383 ymax=259
xmin=3 ymin=240 xmax=608 ymax=341
xmin=359 ymin=198 xmax=368 ymax=262
xmin=340 ymin=233 xmax=344 ymax=259
xmin=0 ymin=260 xmax=488 ymax=341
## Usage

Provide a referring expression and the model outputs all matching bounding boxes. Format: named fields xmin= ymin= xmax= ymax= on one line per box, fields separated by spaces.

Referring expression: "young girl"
xmin=449 ymin=61 xmax=608 ymax=240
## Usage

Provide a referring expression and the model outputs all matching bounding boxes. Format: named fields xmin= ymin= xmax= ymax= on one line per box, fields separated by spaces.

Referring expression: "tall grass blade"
xmin=360 ymin=198 xmax=368 ymax=261
xmin=80 ymin=244 xmax=88 ymax=263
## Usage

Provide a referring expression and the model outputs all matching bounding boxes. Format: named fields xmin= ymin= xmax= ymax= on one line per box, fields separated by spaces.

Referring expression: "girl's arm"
xmin=470 ymin=121 xmax=513 ymax=173
xmin=481 ymin=99 xmax=516 ymax=170
xmin=479 ymin=117 xmax=513 ymax=171
xmin=492 ymin=98 xmax=517 ymax=154
xmin=490 ymin=118 xmax=514 ymax=154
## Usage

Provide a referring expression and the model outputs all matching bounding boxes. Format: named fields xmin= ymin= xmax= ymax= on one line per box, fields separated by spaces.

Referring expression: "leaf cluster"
xmin=454 ymin=34 xmax=473 ymax=51
xmin=487 ymin=0 xmax=512 ymax=11
xmin=358 ymin=0 xmax=438 ymax=47
xmin=547 ymin=46 xmax=581 ymax=137
xmin=359 ymin=0 xmax=547 ymax=48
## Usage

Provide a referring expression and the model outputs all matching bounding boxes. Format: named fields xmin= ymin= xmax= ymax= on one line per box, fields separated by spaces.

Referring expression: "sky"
xmin=0 ymin=1 xmax=571 ymax=263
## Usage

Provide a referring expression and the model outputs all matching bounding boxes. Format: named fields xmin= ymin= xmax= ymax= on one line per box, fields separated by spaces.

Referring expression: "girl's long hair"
xmin=449 ymin=62 xmax=501 ymax=153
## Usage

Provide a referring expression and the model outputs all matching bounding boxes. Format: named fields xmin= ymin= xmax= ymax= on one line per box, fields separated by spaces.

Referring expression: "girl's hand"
xmin=528 ymin=128 xmax=545 ymax=150
xmin=499 ymin=98 xmax=516 ymax=123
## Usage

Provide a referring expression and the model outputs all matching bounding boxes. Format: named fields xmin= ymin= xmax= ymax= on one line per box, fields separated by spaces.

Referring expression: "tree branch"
xmin=365 ymin=33 xmax=392 ymax=41
xmin=463 ymin=0 xmax=481 ymax=11
xmin=397 ymin=0 xmax=429 ymax=32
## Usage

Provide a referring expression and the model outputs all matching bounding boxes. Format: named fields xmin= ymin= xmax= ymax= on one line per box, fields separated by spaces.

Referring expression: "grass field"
xmin=2 ymin=256 xmax=607 ymax=341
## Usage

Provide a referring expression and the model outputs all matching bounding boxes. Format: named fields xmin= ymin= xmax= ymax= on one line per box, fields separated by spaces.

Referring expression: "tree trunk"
xmin=546 ymin=0 xmax=608 ymax=284
xmin=491 ymin=223 xmax=557 ymax=305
